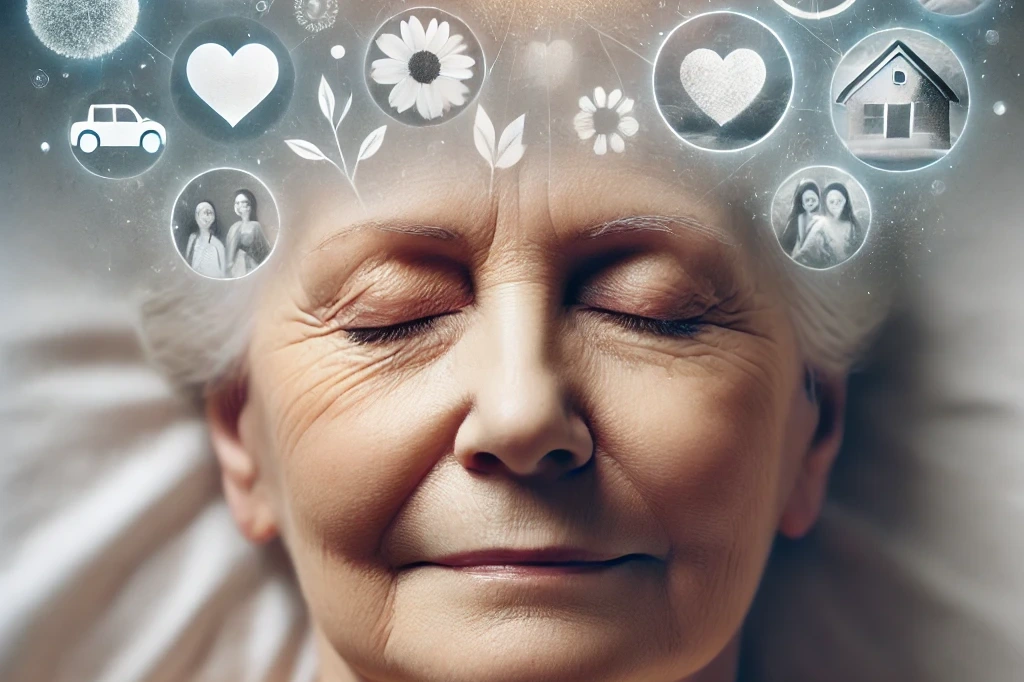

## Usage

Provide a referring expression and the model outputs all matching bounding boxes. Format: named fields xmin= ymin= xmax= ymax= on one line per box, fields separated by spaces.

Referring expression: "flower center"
xmin=593 ymin=108 xmax=620 ymax=135
xmin=408 ymin=50 xmax=442 ymax=84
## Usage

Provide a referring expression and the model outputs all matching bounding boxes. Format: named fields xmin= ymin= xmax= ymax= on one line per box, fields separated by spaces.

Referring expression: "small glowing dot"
xmin=140 ymin=62 xmax=146 ymax=69
xmin=330 ymin=44 xmax=346 ymax=59
xmin=994 ymin=101 xmax=1007 ymax=116
xmin=61 ymin=71 xmax=69 ymax=78
xmin=985 ymin=30 xmax=1000 ymax=45
xmin=40 ymin=141 xmax=50 ymax=153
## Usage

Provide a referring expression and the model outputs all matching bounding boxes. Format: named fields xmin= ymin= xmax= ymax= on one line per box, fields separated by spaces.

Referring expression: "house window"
xmin=893 ymin=69 xmax=907 ymax=85
xmin=863 ymin=104 xmax=885 ymax=135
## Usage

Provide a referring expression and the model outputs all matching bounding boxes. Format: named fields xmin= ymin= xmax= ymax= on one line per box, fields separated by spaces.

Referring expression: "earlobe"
xmin=778 ymin=370 xmax=848 ymax=540
xmin=205 ymin=375 xmax=279 ymax=544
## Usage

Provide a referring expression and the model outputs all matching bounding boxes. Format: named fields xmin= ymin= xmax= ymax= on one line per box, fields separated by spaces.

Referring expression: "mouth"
xmin=403 ymin=549 xmax=656 ymax=576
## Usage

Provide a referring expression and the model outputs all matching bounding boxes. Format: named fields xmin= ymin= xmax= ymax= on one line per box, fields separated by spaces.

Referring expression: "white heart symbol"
xmin=186 ymin=43 xmax=280 ymax=127
xmin=678 ymin=48 xmax=766 ymax=126
xmin=523 ymin=40 xmax=575 ymax=88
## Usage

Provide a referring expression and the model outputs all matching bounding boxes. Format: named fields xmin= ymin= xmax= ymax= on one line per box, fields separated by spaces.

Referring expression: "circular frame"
xmin=772 ymin=0 xmax=859 ymax=20
xmin=652 ymin=10 xmax=795 ymax=155
xmin=829 ymin=27 xmax=971 ymax=174
xmin=770 ymin=165 xmax=873 ymax=271
xmin=169 ymin=167 xmax=281 ymax=281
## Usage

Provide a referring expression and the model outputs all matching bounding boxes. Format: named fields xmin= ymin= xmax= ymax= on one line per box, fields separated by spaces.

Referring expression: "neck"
xmin=312 ymin=626 xmax=744 ymax=682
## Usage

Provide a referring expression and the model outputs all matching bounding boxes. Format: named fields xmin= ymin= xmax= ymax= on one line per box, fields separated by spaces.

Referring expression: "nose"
xmin=453 ymin=284 xmax=594 ymax=481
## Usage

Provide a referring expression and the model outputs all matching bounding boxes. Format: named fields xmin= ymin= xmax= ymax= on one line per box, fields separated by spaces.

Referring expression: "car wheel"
xmin=79 ymin=132 xmax=99 ymax=154
xmin=141 ymin=131 xmax=162 ymax=154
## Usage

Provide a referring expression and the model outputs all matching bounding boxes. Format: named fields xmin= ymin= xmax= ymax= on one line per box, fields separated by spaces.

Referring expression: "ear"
xmin=777 ymin=369 xmax=848 ymax=540
xmin=205 ymin=375 xmax=279 ymax=544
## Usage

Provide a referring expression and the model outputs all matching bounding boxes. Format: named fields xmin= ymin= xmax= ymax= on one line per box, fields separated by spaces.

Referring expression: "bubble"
xmin=31 ymin=69 xmax=50 ymax=88
xmin=255 ymin=0 xmax=268 ymax=11
xmin=330 ymin=44 xmax=346 ymax=59
xmin=994 ymin=101 xmax=1007 ymax=116
xmin=931 ymin=180 xmax=946 ymax=196
xmin=985 ymin=30 xmax=999 ymax=46
xmin=27 ymin=0 xmax=139 ymax=60
xmin=40 ymin=141 xmax=50 ymax=153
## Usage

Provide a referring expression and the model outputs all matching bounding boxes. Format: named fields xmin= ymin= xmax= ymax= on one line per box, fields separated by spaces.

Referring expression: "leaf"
xmin=473 ymin=105 xmax=496 ymax=168
xmin=285 ymin=139 xmax=328 ymax=161
xmin=357 ymin=125 xmax=387 ymax=161
xmin=338 ymin=93 xmax=353 ymax=125
xmin=318 ymin=75 xmax=335 ymax=122
xmin=494 ymin=114 xmax=526 ymax=169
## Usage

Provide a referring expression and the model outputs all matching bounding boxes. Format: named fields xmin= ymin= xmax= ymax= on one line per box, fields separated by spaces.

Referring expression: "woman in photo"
xmin=184 ymin=200 xmax=227 ymax=278
xmin=225 ymin=189 xmax=271 ymax=278
xmin=793 ymin=182 xmax=863 ymax=269
xmin=779 ymin=180 xmax=821 ymax=257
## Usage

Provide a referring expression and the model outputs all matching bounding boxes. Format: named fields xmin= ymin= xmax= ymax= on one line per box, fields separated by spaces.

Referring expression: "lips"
xmin=415 ymin=548 xmax=646 ymax=569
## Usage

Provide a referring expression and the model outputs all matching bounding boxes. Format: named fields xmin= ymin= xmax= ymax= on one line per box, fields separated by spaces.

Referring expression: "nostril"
xmin=546 ymin=449 xmax=576 ymax=469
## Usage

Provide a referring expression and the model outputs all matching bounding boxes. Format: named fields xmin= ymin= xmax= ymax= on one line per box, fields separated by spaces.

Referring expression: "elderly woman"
xmin=139 ymin=1 xmax=895 ymax=681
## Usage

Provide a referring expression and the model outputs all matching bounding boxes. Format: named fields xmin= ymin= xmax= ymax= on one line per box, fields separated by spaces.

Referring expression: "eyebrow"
xmin=311 ymin=214 xmax=735 ymax=253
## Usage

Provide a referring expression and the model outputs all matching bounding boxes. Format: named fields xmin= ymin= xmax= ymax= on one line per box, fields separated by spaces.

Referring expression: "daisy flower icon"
xmin=574 ymin=87 xmax=639 ymax=155
xmin=370 ymin=15 xmax=477 ymax=121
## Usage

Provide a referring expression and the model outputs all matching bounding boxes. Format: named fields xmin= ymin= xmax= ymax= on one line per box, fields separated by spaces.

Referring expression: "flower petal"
xmin=439 ymin=53 xmax=475 ymax=70
xmin=424 ymin=18 xmax=438 ymax=50
xmin=594 ymin=87 xmax=607 ymax=108
xmin=617 ymin=116 xmax=639 ymax=137
xmin=593 ymin=133 xmax=608 ymax=155
xmin=578 ymin=96 xmax=596 ymax=113
xmin=409 ymin=15 xmax=427 ymax=51
xmin=370 ymin=58 xmax=409 ymax=85
xmin=437 ymin=34 xmax=467 ymax=59
xmin=607 ymin=89 xmax=622 ymax=109
xmin=400 ymin=20 xmax=414 ymax=52
xmin=435 ymin=77 xmax=469 ymax=107
xmin=439 ymin=67 xmax=474 ymax=81
xmin=377 ymin=32 xmax=412 ymax=61
xmin=573 ymin=111 xmax=595 ymax=139
xmin=609 ymin=132 xmax=625 ymax=153
xmin=389 ymin=77 xmax=419 ymax=113
xmin=415 ymin=83 xmax=445 ymax=119
xmin=616 ymin=97 xmax=634 ymax=115
xmin=427 ymin=20 xmax=450 ymax=53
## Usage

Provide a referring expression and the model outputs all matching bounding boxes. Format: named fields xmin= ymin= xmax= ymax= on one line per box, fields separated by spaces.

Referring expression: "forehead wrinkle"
xmin=579 ymin=215 xmax=738 ymax=248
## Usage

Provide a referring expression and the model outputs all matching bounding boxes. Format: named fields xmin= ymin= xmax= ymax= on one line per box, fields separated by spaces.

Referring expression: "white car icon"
xmin=69 ymin=104 xmax=167 ymax=154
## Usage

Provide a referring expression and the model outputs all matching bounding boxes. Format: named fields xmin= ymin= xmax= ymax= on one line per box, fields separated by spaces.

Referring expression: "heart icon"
xmin=186 ymin=43 xmax=280 ymax=127
xmin=678 ymin=48 xmax=766 ymax=126
xmin=523 ymin=40 xmax=575 ymax=88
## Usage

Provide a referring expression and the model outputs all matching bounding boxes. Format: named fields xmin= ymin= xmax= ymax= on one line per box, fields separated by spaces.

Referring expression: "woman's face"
xmin=195 ymin=202 xmax=215 ymax=230
xmin=801 ymin=188 xmax=820 ymax=214
xmin=234 ymin=194 xmax=252 ymax=221
xmin=825 ymin=189 xmax=847 ymax=219
xmin=212 ymin=149 xmax=841 ymax=681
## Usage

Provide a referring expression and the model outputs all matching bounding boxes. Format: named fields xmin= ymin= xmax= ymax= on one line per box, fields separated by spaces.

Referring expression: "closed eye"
xmin=344 ymin=314 xmax=448 ymax=345
xmin=589 ymin=308 xmax=703 ymax=339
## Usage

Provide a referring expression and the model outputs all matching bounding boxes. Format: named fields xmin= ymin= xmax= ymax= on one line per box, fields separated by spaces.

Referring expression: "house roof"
xmin=837 ymin=40 xmax=961 ymax=105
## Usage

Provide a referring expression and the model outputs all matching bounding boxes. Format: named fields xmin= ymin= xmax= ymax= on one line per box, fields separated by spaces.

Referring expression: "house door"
xmin=887 ymin=104 xmax=912 ymax=138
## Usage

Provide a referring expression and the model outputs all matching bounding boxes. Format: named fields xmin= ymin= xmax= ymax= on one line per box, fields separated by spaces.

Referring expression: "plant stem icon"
xmin=286 ymin=75 xmax=387 ymax=204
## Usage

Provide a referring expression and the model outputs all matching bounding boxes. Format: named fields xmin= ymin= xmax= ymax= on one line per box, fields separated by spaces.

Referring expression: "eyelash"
xmin=342 ymin=309 xmax=702 ymax=346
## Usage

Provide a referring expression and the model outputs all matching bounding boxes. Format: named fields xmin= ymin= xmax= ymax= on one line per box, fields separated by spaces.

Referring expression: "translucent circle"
xmin=917 ymin=0 xmax=986 ymax=16
xmin=255 ymin=0 xmax=268 ymax=11
xmin=170 ymin=168 xmax=281 ymax=281
xmin=40 ymin=142 xmax=50 ymax=153
xmin=771 ymin=166 xmax=872 ymax=271
xmin=772 ymin=0 xmax=858 ymax=20
xmin=27 ymin=0 xmax=139 ymax=60
xmin=31 ymin=69 xmax=49 ymax=88
xmin=931 ymin=179 xmax=946 ymax=195
xmin=365 ymin=8 xmax=485 ymax=127
xmin=654 ymin=12 xmax=795 ymax=153
xmin=830 ymin=28 xmax=970 ymax=173
xmin=330 ymin=44 xmax=346 ymax=59
xmin=985 ymin=30 xmax=1000 ymax=46
xmin=994 ymin=101 xmax=1006 ymax=116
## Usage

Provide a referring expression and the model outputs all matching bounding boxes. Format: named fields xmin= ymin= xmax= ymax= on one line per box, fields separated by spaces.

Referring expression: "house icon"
xmin=836 ymin=40 xmax=961 ymax=165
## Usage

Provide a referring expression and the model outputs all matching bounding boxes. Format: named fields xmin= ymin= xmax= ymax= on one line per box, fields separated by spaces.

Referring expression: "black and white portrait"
xmin=831 ymin=29 xmax=969 ymax=172
xmin=771 ymin=166 xmax=871 ymax=270
xmin=918 ymin=0 xmax=986 ymax=15
xmin=654 ymin=11 xmax=793 ymax=152
xmin=171 ymin=168 xmax=279 ymax=280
